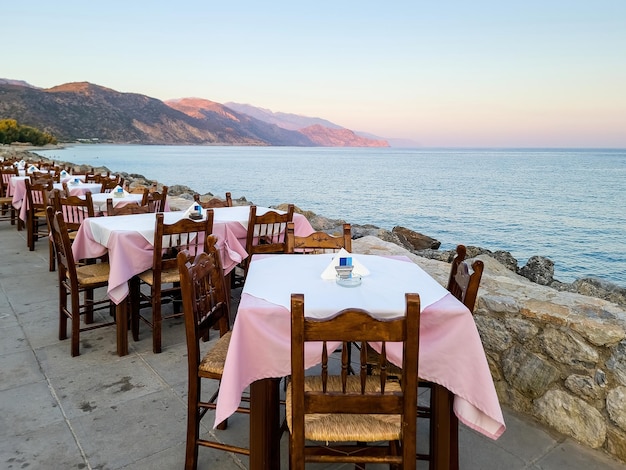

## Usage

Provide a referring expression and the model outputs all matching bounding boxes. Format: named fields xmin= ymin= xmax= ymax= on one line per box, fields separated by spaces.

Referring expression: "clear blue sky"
xmin=4 ymin=1 xmax=626 ymax=147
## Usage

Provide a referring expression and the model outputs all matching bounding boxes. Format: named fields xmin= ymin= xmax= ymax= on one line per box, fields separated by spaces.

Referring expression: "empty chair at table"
xmin=0 ymin=166 xmax=19 ymax=226
xmin=147 ymin=185 xmax=168 ymax=212
xmin=243 ymin=204 xmax=294 ymax=276
xmin=106 ymin=197 xmax=151 ymax=216
xmin=98 ymin=176 xmax=119 ymax=193
xmin=48 ymin=190 xmax=96 ymax=271
xmin=285 ymin=221 xmax=351 ymax=254
xmin=367 ymin=244 xmax=485 ymax=467
xmin=193 ymin=192 xmax=233 ymax=208
xmin=47 ymin=207 xmax=115 ymax=357
xmin=287 ymin=292 xmax=421 ymax=470
xmin=177 ymin=236 xmax=250 ymax=469
xmin=24 ymin=178 xmax=53 ymax=251
xmin=133 ymin=210 xmax=214 ymax=353
xmin=52 ymin=190 xmax=95 ymax=238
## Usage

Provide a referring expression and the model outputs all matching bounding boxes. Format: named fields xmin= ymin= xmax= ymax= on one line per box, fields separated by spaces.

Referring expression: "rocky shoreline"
xmin=3 ymin=146 xmax=625 ymax=308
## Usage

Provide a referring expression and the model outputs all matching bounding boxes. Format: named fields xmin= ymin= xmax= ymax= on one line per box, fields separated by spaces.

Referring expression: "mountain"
xmin=164 ymin=98 xmax=314 ymax=146
xmin=0 ymin=79 xmax=391 ymax=146
xmin=224 ymin=102 xmax=390 ymax=147
xmin=224 ymin=102 xmax=342 ymax=131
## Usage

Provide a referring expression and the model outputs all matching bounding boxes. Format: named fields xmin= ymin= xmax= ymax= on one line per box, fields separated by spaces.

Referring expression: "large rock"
xmin=392 ymin=226 xmax=440 ymax=250
xmin=534 ymin=390 xmax=606 ymax=448
xmin=519 ymin=256 xmax=555 ymax=285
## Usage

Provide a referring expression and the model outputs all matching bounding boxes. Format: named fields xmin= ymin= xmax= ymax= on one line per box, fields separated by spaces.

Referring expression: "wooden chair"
xmin=52 ymin=190 xmax=95 ymax=238
xmin=133 ymin=210 xmax=214 ymax=353
xmin=286 ymin=222 xmax=352 ymax=254
xmin=367 ymin=244 xmax=484 ymax=468
xmin=147 ymin=185 xmax=168 ymax=212
xmin=105 ymin=198 xmax=151 ymax=216
xmin=47 ymin=207 xmax=115 ymax=357
xmin=98 ymin=176 xmax=119 ymax=193
xmin=243 ymin=204 xmax=294 ymax=275
xmin=177 ymin=236 xmax=250 ymax=470
xmin=48 ymin=190 xmax=95 ymax=271
xmin=193 ymin=192 xmax=233 ymax=208
xmin=84 ymin=170 xmax=98 ymax=183
xmin=0 ymin=167 xmax=18 ymax=226
xmin=24 ymin=178 xmax=53 ymax=251
xmin=287 ymin=292 xmax=420 ymax=470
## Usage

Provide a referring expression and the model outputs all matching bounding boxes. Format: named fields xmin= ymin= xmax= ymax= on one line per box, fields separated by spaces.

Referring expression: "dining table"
xmin=90 ymin=192 xmax=145 ymax=214
xmin=9 ymin=176 xmax=103 ymax=222
xmin=70 ymin=205 xmax=314 ymax=356
xmin=215 ymin=253 xmax=506 ymax=470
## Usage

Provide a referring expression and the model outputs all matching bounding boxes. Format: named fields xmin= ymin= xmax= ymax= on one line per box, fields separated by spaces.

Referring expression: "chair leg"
xmin=71 ymin=290 xmax=81 ymax=357
xmin=84 ymin=288 xmax=94 ymax=324
xmin=27 ymin=215 xmax=35 ymax=251
xmin=129 ymin=277 xmax=141 ymax=341
xmin=59 ymin=284 xmax=68 ymax=341
xmin=152 ymin=294 xmax=162 ymax=354
xmin=49 ymin=239 xmax=56 ymax=272
xmin=185 ymin=376 xmax=201 ymax=470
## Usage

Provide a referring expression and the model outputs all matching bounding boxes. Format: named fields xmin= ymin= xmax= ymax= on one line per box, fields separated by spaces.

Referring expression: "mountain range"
xmin=0 ymin=79 xmax=396 ymax=147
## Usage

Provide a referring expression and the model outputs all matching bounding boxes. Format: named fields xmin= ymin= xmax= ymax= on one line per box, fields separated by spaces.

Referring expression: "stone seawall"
xmin=353 ymin=235 xmax=626 ymax=463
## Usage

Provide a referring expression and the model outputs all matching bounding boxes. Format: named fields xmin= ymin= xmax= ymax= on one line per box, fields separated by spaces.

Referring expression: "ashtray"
xmin=335 ymin=265 xmax=354 ymax=278
xmin=113 ymin=191 xmax=124 ymax=198
xmin=189 ymin=213 xmax=203 ymax=220
xmin=336 ymin=275 xmax=362 ymax=287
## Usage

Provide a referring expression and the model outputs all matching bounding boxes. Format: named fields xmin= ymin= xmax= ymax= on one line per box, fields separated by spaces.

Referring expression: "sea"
xmin=34 ymin=145 xmax=626 ymax=288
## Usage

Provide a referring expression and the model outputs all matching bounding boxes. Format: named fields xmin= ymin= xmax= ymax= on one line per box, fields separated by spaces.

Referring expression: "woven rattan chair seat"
xmin=286 ymin=375 xmax=402 ymax=442
xmin=198 ymin=331 xmax=232 ymax=375
xmin=74 ymin=262 xmax=111 ymax=286
xmin=0 ymin=196 xmax=12 ymax=204
xmin=137 ymin=267 xmax=179 ymax=285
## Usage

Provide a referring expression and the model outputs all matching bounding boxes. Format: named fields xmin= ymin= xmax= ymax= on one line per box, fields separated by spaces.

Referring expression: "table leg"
xmin=116 ymin=299 xmax=128 ymax=356
xmin=249 ymin=378 xmax=281 ymax=470
xmin=431 ymin=383 xmax=453 ymax=470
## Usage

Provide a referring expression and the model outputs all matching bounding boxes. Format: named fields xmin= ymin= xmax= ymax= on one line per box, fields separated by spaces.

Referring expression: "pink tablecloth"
xmin=53 ymin=182 xmax=102 ymax=196
xmin=215 ymin=254 xmax=506 ymax=441
xmin=71 ymin=207 xmax=315 ymax=305
xmin=10 ymin=177 xmax=103 ymax=222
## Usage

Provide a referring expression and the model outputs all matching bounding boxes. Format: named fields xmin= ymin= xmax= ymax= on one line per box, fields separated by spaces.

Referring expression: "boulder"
xmin=519 ymin=256 xmax=555 ymax=285
xmin=392 ymin=226 xmax=441 ymax=250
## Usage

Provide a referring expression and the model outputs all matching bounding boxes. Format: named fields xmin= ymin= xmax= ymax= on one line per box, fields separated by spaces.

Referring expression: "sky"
xmin=3 ymin=1 xmax=626 ymax=147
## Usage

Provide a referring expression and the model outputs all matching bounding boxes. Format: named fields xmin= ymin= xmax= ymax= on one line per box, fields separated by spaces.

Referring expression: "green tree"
xmin=0 ymin=119 xmax=57 ymax=145
xmin=0 ymin=119 xmax=20 ymax=144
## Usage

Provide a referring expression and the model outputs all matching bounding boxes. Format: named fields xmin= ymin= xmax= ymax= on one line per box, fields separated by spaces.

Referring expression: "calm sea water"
xmin=35 ymin=145 xmax=626 ymax=287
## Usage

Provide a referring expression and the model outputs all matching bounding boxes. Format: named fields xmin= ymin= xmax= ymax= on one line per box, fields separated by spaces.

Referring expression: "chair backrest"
xmin=194 ymin=192 xmax=233 ymax=208
xmin=148 ymin=185 xmax=168 ymax=212
xmin=0 ymin=167 xmax=19 ymax=198
xmin=286 ymin=222 xmax=352 ymax=254
xmin=99 ymin=177 xmax=119 ymax=193
xmin=177 ymin=236 xmax=231 ymax=368
xmin=290 ymin=292 xmax=420 ymax=466
xmin=106 ymin=198 xmax=152 ymax=216
xmin=47 ymin=207 xmax=79 ymax=290
xmin=25 ymin=178 xmax=53 ymax=212
xmin=446 ymin=244 xmax=484 ymax=313
xmin=245 ymin=204 xmax=294 ymax=260
xmin=52 ymin=190 xmax=95 ymax=232
xmin=152 ymin=210 xmax=214 ymax=285
xmin=84 ymin=170 xmax=98 ymax=183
